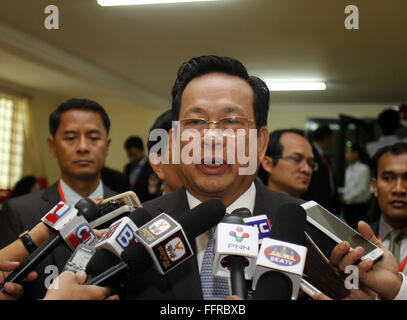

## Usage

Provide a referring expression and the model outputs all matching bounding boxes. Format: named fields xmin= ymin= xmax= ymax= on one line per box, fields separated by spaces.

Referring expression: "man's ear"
xmin=261 ymin=156 xmax=274 ymax=175
xmin=149 ymin=154 xmax=165 ymax=181
xmin=47 ymin=137 xmax=57 ymax=158
xmin=257 ymin=126 xmax=269 ymax=164
xmin=371 ymin=177 xmax=378 ymax=197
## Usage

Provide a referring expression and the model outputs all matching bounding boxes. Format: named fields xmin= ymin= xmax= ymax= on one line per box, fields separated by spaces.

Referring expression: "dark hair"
xmin=266 ymin=129 xmax=306 ymax=165
xmin=147 ymin=110 xmax=172 ymax=153
xmin=378 ymin=109 xmax=400 ymax=135
xmin=171 ymin=55 xmax=270 ymax=129
xmin=124 ymin=136 xmax=144 ymax=151
xmin=49 ymin=98 xmax=110 ymax=137
xmin=312 ymin=125 xmax=332 ymax=141
xmin=371 ymin=142 xmax=407 ymax=178
xmin=11 ymin=176 xmax=37 ymax=198
xmin=257 ymin=129 xmax=306 ymax=185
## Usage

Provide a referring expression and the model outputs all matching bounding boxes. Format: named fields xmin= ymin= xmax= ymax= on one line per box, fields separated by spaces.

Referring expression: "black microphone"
xmin=220 ymin=214 xmax=249 ymax=299
xmin=252 ymin=203 xmax=307 ymax=300
xmin=230 ymin=207 xmax=252 ymax=219
xmin=86 ymin=199 xmax=226 ymax=286
xmin=0 ymin=198 xmax=99 ymax=292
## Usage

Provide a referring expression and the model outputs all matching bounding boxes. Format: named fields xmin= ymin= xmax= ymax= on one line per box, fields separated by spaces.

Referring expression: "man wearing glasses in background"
xmin=258 ymin=129 xmax=318 ymax=198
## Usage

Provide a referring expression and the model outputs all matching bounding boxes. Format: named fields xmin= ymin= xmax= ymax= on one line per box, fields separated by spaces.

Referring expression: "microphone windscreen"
xmin=180 ymin=199 xmax=226 ymax=239
xmin=253 ymin=271 xmax=293 ymax=300
xmin=86 ymin=248 xmax=121 ymax=275
xmin=230 ymin=207 xmax=251 ymax=219
xmin=270 ymin=203 xmax=306 ymax=245
xmin=127 ymin=208 xmax=153 ymax=227
xmin=222 ymin=214 xmax=245 ymax=225
xmin=75 ymin=198 xmax=100 ymax=222
xmin=121 ymin=242 xmax=154 ymax=273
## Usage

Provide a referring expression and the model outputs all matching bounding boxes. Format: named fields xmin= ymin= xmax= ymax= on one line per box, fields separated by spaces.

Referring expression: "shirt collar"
xmin=186 ymin=182 xmax=256 ymax=215
xmin=379 ymin=215 xmax=407 ymax=240
xmin=59 ymin=178 xmax=104 ymax=207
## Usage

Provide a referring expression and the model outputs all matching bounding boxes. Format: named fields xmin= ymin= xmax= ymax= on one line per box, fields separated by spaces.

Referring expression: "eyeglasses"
xmin=180 ymin=116 xmax=255 ymax=132
xmin=273 ymin=155 xmax=319 ymax=172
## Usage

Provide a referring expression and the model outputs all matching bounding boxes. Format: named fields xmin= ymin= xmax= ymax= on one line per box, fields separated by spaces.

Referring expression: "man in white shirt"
xmin=124 ymin=55 xmax=303 ymax=300
xmin=326 ymin=142 xmax=407 ymax=300
xmin=342 ymin=144 xmax=371 ymax=229
xmin=0 ymin=99 xmax=116 ymax=299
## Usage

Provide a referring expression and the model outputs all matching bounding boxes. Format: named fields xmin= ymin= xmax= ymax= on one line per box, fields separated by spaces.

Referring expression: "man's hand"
xmin=43 ymin=271 xmax=119 ymax=300
xmin=0 ymin=260 xmax=37 ymax=300
xmin=329 ymin=221 xmax=402 ymax=300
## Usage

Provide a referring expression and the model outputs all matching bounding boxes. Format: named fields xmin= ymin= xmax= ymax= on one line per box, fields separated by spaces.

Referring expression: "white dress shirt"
xmin=186 ymin=182 xmax=256 ymax=272
xmin=343 ymin=161 xmax=371 ymax=204
xmin=59 ymin=178 xmax=104 ymax=207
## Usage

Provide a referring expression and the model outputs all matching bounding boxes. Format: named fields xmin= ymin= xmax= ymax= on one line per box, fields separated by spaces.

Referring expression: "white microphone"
xmin=213 ymin=215 xmax=258 ymax=299
xmin=60 ymin=215 xmax=98 ymax=251
xmin=243 ymin=214 xmax=272 ymax=244
xmin=252 ymin=203 xmax=307 ymax=300
xmin=94 ymin=217 xmax=139 ymax=257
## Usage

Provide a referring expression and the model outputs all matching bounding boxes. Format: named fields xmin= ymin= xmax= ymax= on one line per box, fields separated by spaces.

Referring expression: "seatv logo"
xmin=264 ymin=245 xmax=301 ymax=267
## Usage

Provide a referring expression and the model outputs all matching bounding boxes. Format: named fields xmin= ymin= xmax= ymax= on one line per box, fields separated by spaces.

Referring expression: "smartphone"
xmin=63 ymin=244 xmax=96 ymax=273
xmin=90 ymin=191 xmax=142 ymax=229
xmin=301 ymin=201 xmax=383 ymax=262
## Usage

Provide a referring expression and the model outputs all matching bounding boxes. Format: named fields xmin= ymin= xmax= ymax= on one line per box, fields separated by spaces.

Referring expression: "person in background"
xmin=258 ymin=129 xmax=317 ymax=198
xmin=10 ymin=176 xmax=40 ymax=198
xmin=0 ymin=98 xmax=116 ymax=299
xmin=341 ymin=144 xmax=371 ymax=229
xmin=367 ymin=109 xmax=401 ymax=159
xmin=303 ymin=125 xmax=341 ymax=214
xmin=123 ymin=136 xmax=156 ymax=202
xmin=147 ymin=109 xmax=183 ymax=195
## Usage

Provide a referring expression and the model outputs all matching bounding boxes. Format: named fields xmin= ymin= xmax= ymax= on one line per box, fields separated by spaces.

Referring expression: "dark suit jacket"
xmin=124 ymin=160 xmax=156 ymax=203
xmin=122 ymin=179 xmax=303 ymax=300
xmin=0 ymin=182 xmax=116 ymax=299
xmin=302 ymin=144 xmax=340 ymax=214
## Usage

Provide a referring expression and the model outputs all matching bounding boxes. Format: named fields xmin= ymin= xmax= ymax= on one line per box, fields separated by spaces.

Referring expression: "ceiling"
xmin=0 ymin=0 xmax=406 ymax=108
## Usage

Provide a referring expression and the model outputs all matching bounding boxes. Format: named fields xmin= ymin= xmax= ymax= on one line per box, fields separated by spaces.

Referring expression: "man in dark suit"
xmin=121 ymin=55 xmax=303 ymax=300
xmin=123 ymin=136 xmax=157 ymax=202
xmin=0 ymin=98 xmax=116 ymax=299
xmin=303 ymin=125 xmax=341 ymax=215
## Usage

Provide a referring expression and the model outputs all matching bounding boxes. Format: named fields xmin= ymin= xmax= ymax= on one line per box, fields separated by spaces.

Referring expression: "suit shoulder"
xmin=4 ymin=189 xmax=47 ymax=211
xmin=266 ymin=188 xmax=305 ymax=205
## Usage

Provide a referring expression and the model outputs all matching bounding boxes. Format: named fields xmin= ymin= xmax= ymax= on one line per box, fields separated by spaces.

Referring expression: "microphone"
xmin=66 ymin=208 xmax=153 ymax=279
xmin=86 ymin=199 xmax=226 ymax=286
xmin=243 ymin=215 xmax=272 ymax=244
xmin=213 ymin=214 xmax=259 ymax=299
xmin=0 ymin=199 xmax=99 ymax=292
xmin=252 ymin=203 xmax=307 ymax=300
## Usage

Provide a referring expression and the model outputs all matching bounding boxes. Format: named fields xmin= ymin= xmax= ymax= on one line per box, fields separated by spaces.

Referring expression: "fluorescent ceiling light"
xmin=265 ymin=81 xmax=327 ymax=91
xmin=97 ymin=0 xmax=219 ymax=6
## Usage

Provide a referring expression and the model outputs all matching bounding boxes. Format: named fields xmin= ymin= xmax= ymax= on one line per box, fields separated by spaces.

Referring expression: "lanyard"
xmin=58 ymin=180 xmax=66 ymax=202
xmin=377 ymin=233 xmax=407 ymax=273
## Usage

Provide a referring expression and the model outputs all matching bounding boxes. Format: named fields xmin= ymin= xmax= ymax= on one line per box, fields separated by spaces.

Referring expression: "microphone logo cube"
xmin=243 ymin=215 xmax=272 ymax=243
xmin=165 ymin=236 xmax=186 ymax=262
xmin=94 ymin=217 xmax=138 ymax=256
xmin=264 ymin=245 xmax=301 ymax=267
xmin=42 ymin=201 xmax=78 ymax=231
xmin=229 ymin=226 xmax=250 ymax=243
xmin=149 ymin=218 xmax=171 ymax=236
xmin=116 ymin=225 xmax=136 ymax=250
